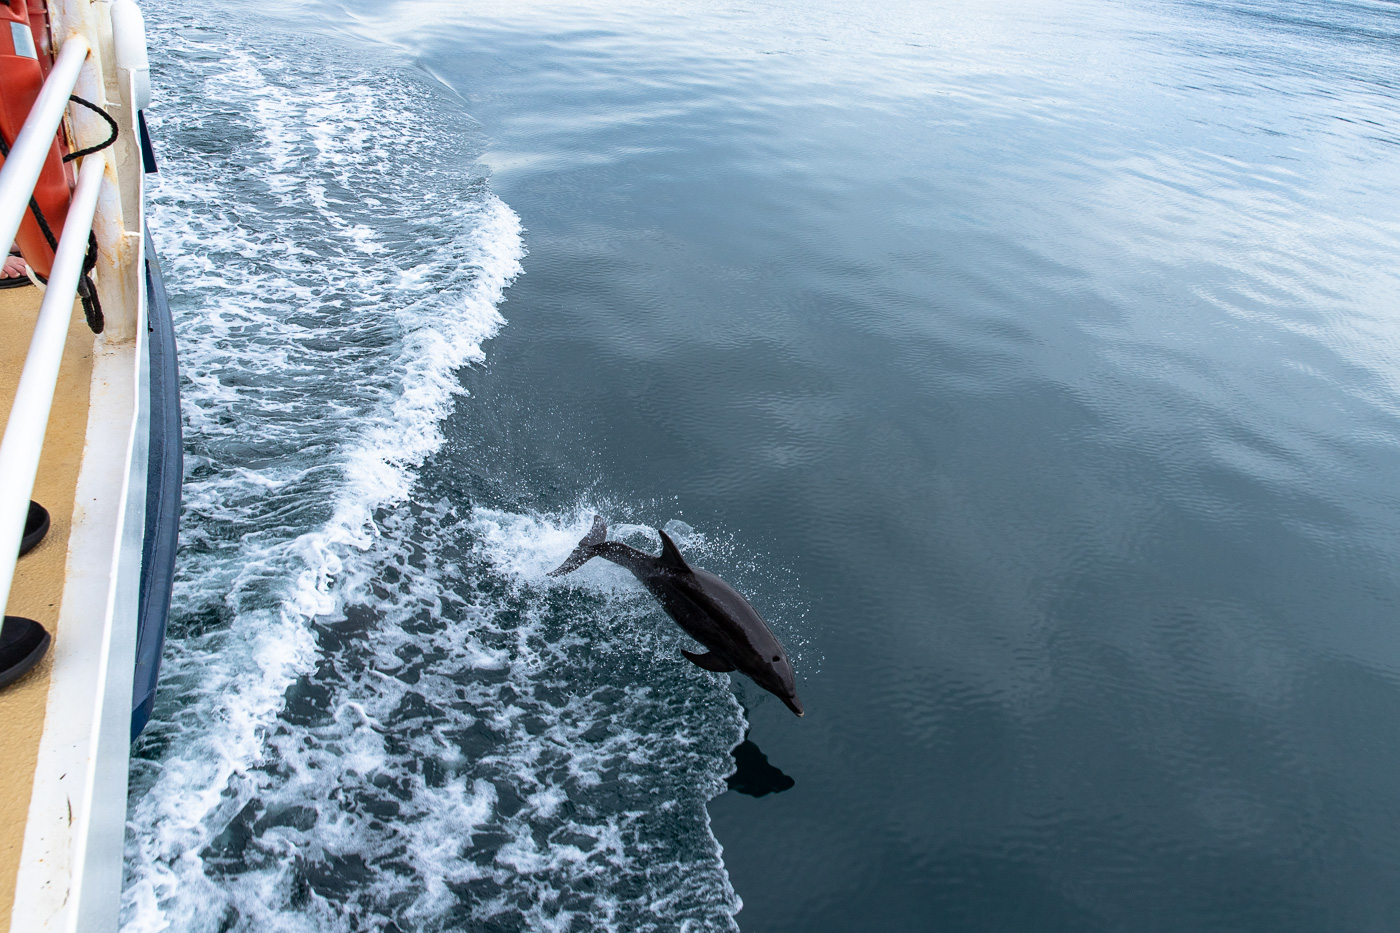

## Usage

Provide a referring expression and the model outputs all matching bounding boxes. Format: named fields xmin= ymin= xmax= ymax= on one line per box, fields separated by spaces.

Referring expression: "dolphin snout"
xmin=783 ymin=694 xmax=804 ymax=718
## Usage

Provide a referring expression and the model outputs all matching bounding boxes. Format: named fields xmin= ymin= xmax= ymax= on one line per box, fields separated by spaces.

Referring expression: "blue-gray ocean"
xmin=122 ymin=0 xmax=1400 ymax=930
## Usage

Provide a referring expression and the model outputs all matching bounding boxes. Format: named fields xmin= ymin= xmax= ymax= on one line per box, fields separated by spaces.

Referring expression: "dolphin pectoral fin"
xmin=548 ymin=515 xmax=608 ymax=577
xmin=682 ymin=649 xmax=736 ymax=673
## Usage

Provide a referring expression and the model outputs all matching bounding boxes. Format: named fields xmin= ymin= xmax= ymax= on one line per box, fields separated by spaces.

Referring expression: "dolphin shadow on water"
xmin=549 ymin=516 xmax=804 ymax=717
xmin=726 ymin=734 xmax=796 ymax=797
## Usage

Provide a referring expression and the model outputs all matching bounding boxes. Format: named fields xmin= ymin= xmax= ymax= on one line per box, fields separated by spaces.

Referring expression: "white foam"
xmin=122 ymin=10 xmax=526 ymax=931
xmin=123 ymin=5 xmax=750 ymax=932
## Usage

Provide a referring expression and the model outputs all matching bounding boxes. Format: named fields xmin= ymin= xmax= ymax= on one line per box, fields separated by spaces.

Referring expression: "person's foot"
xmin=2 ymin=253 xmax=26 ymax=279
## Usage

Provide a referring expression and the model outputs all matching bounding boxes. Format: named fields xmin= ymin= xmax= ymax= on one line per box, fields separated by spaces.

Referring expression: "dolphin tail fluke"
xmin=548 ymin=515 xmax=608 ymax=577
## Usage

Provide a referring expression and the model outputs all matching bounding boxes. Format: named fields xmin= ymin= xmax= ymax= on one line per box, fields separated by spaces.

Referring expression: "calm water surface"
xmin=126 ymin=0 xmax=1400 ymax=930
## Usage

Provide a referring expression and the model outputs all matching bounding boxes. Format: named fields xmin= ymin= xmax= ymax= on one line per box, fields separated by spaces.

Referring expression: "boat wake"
xmin=122 ymin=5 xmax=743 ymax=932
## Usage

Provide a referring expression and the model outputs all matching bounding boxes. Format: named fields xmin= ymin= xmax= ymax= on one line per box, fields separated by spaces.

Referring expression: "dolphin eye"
xmin=772 ymin=655 xmax=780 ymax=662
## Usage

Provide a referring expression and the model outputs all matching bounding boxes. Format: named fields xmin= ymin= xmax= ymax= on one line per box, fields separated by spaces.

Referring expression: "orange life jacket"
xmin=0 ymin=0 xmax=73 ymax=279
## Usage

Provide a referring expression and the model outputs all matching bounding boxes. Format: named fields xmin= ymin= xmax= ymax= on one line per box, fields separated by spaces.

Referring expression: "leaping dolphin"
xmin=549 ymin=516 xmax=804 ymax=717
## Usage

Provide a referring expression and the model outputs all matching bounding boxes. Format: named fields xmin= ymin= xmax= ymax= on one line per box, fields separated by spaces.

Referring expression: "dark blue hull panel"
xmin=131 ymin=232 xmax=181 ymax=740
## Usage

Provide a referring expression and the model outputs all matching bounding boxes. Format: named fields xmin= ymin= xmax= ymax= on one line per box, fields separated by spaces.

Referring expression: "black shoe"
xmin=0 ymin=617 xmax=51 ymax=689
xmin=20 ymin=501 xmax=49 ymax=556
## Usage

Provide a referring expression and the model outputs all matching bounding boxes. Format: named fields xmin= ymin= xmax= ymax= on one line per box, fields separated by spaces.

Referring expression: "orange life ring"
xmin=0 ymin=0 xmax=72 ymax=280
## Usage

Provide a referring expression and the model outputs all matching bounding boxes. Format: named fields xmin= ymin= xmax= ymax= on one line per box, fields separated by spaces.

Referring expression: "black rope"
xmin=64 ymin=95 xmax=119 ymax=162
xmin=0 ymin=95 xmax=120 ymax=333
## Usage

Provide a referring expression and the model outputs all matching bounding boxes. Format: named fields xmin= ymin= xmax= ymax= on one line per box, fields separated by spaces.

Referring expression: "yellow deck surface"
xmin=0 ymin=282 xmax=94 ymax=932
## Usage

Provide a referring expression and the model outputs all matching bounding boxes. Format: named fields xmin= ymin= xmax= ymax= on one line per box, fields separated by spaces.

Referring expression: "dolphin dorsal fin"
xmin=657 ymin=528 xmax=692 ymax=573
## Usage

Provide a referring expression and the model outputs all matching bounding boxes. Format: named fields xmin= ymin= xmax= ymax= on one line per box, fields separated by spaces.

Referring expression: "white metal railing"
xmin=0 ymin=37 xmax=103 ymax=622
xmin=0 ymin=37 xmax=89 ymax=255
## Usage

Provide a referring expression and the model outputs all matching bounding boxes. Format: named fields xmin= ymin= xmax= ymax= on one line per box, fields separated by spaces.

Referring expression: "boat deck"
xmin=0 ymin=282 xmax=93 ymax=932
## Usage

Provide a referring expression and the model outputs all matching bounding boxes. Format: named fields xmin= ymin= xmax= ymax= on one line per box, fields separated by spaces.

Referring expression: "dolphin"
xmin=549 ymin=516 xmax=804 ymax=717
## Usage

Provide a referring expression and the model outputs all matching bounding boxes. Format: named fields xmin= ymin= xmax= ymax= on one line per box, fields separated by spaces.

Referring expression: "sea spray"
xmin=122 ymin=4 xmax=745 ymax=931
